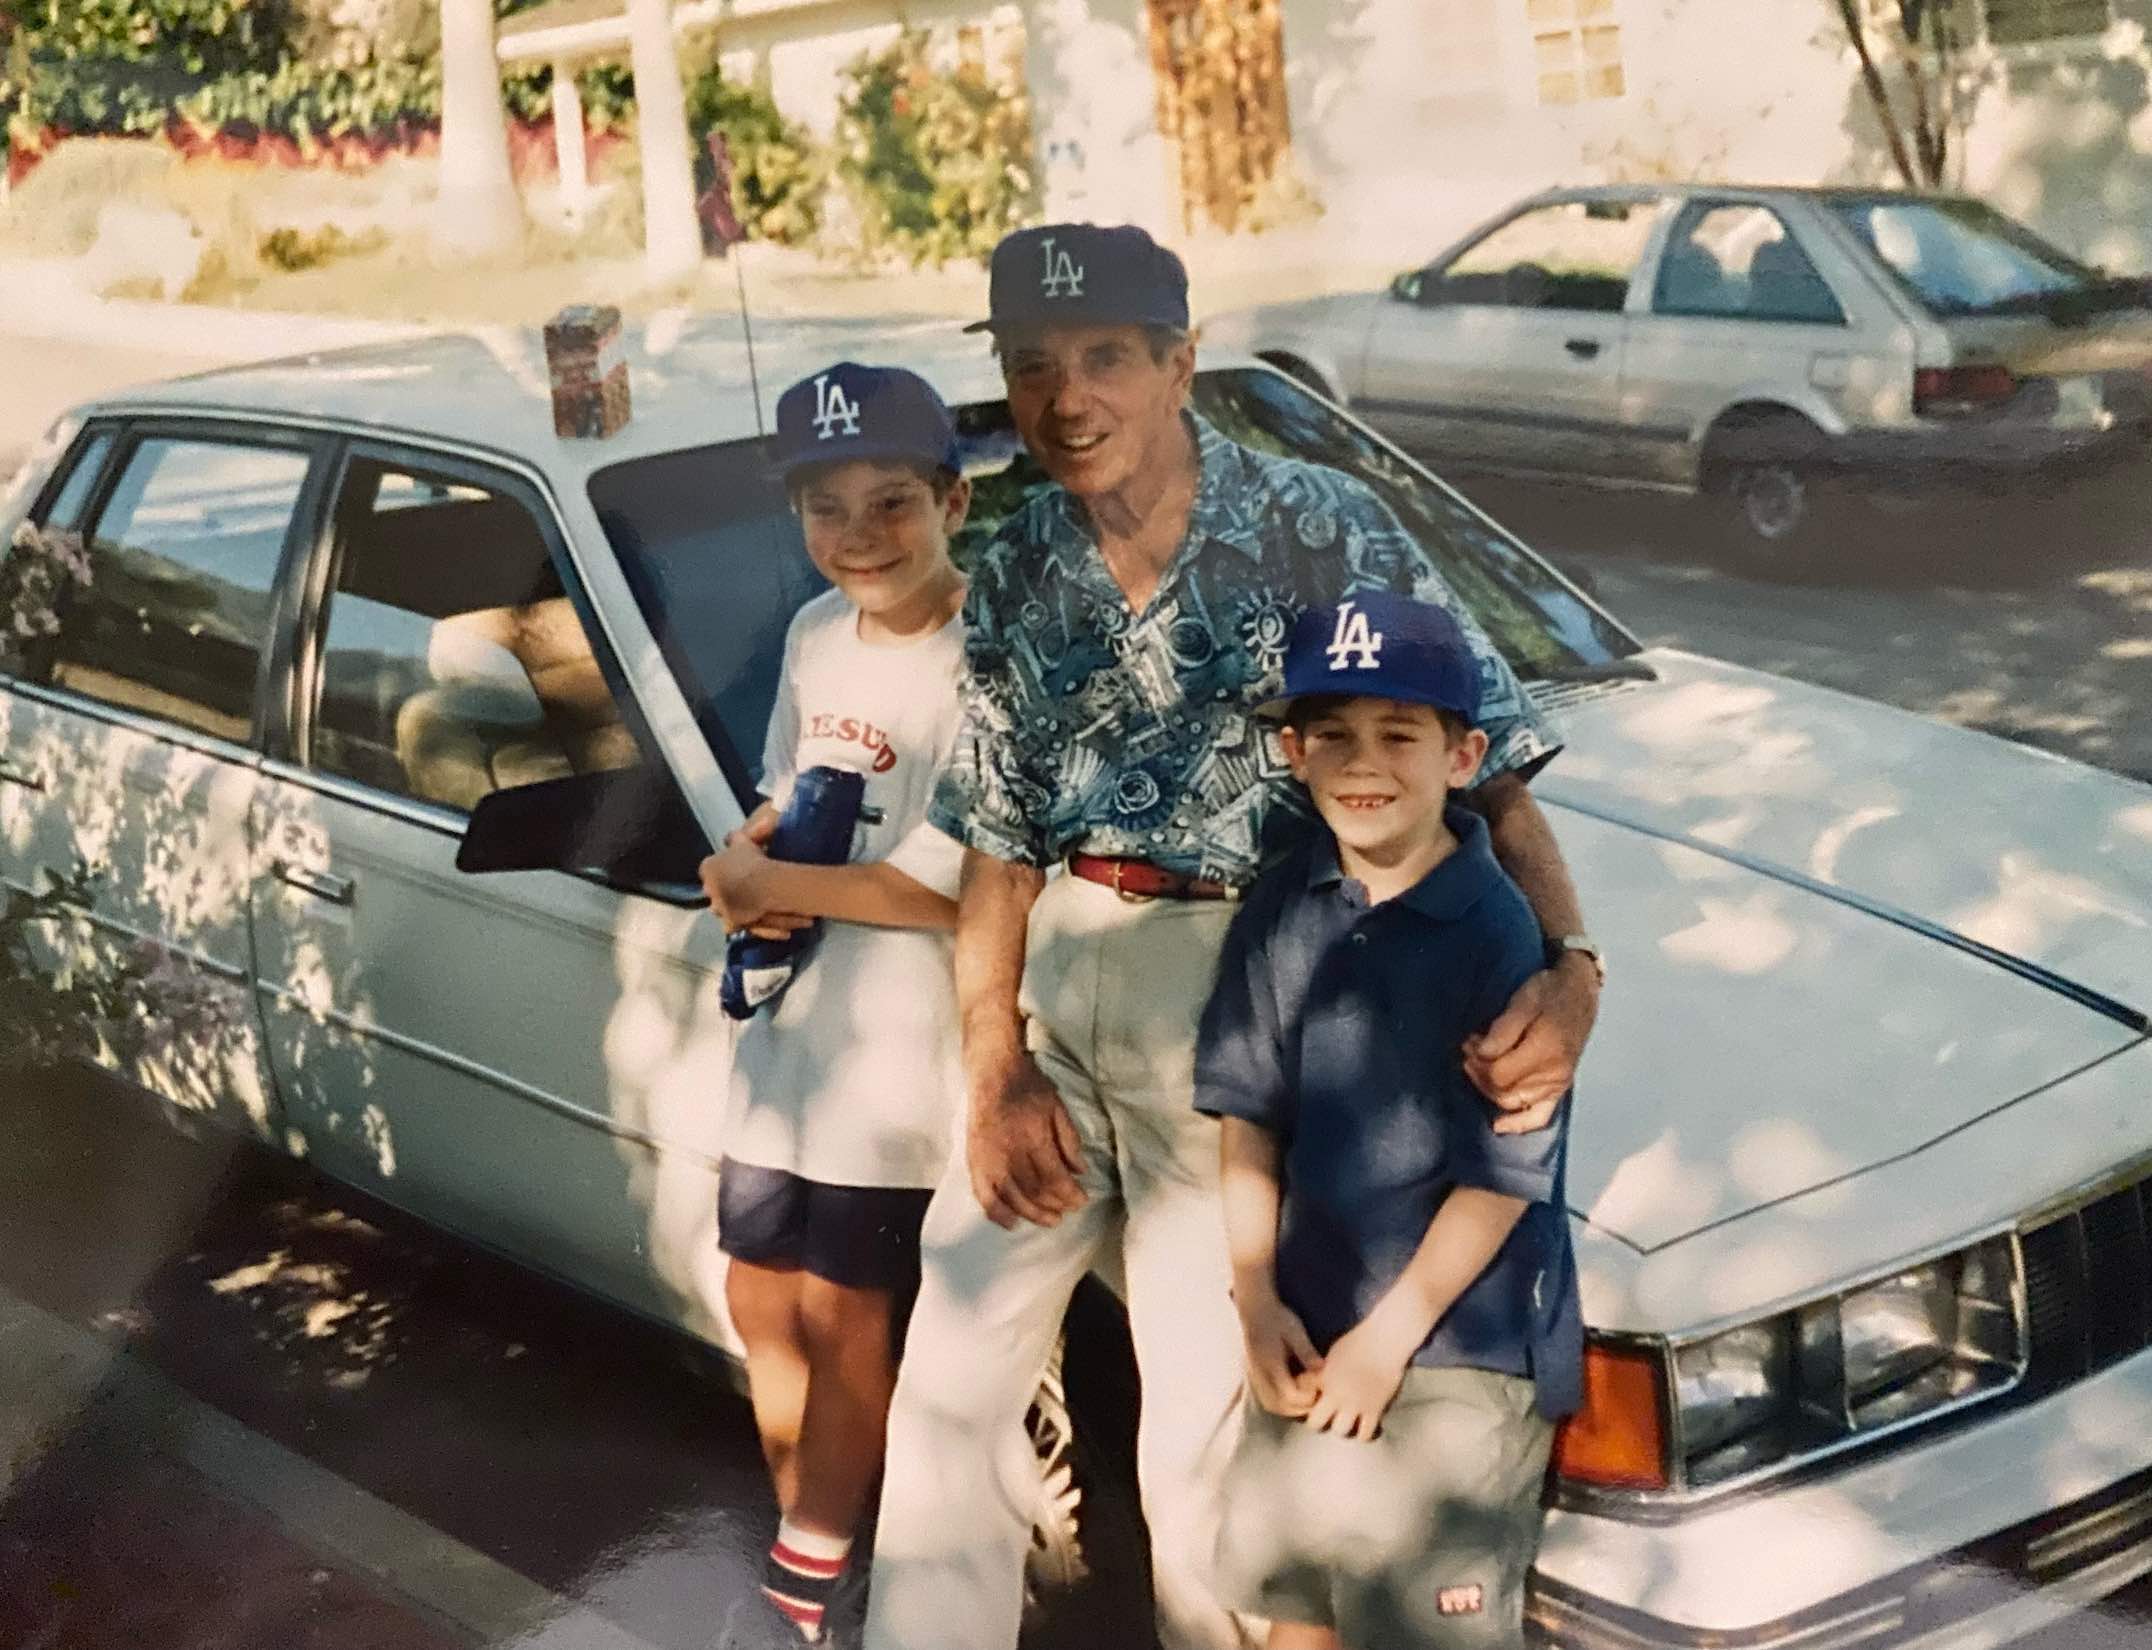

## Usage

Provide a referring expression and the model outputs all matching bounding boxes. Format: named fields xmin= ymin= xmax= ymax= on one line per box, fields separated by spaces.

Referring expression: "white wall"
xmin=1017 ymin=0 xmax=1178 ymax=234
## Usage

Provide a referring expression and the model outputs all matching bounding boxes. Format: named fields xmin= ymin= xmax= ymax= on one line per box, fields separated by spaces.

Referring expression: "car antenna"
xmin=733 ymin=247 xmax=766 ymax=431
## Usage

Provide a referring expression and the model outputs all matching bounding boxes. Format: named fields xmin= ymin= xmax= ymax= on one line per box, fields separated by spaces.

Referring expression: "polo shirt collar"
xmin=1306 ymin=804 xmax=1504 ymax=922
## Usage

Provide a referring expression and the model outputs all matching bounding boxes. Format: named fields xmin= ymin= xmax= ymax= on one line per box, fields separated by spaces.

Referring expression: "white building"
xmin=508 ymin=0 xmax=2152 ymax=273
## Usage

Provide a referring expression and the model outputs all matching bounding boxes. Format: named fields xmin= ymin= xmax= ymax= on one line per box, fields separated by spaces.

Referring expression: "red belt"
xmin=1067 ymin=853 xmax=1236 ymax=902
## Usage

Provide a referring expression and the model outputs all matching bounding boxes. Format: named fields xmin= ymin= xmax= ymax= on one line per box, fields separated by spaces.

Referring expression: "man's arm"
xmin=1463 ymin=772 xmax=1600 ymax=1134
xmin=955 ymin=850 xmax=1088 ymax=1229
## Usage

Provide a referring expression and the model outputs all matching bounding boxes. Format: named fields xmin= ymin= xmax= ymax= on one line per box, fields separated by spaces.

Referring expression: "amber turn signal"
xmin=1551 ymin=1340 xmax=1671 ymax=1491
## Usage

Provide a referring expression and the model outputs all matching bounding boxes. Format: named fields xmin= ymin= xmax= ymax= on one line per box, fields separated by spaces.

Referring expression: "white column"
xmin=551 ymin=59 xmax=591 ymax=225
xmin=1021 ymin=0 xmax=1176 ymax=235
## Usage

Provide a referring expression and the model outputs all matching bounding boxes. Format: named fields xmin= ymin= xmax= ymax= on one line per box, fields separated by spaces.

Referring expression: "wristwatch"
xmin=1547 ymin=933 xmax=1606 ymax=987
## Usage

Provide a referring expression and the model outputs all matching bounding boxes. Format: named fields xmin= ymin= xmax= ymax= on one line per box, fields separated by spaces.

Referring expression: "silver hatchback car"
xmin=1202 ymin=183 xmax=2152 ymax=571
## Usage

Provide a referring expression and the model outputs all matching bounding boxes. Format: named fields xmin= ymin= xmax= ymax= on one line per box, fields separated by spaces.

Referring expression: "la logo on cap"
xmin=1040 ymin=236 xmax=1086 ymax=299
xmin=1325 ymin=600 xmax=1384 ymax=671
xmin=812 ymin=373 xmax=862 ymax=440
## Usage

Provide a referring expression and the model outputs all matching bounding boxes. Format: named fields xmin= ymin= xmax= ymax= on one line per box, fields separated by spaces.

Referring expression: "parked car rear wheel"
xmin=1704 ymin=410 xmax=1839 ymax=580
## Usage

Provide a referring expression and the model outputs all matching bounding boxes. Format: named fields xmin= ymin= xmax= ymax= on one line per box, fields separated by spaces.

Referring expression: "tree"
xmin=432 ymin=0 xmax=523 ymax=258
xmin=1833 ymin=0 xmax=1966 ymax=188
xmin=624 ymin=0 xmax=700 ymax=282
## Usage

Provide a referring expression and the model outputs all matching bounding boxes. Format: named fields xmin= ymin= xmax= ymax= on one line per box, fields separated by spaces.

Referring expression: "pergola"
xmin=494 ymin=0 xmax=748 ymax=219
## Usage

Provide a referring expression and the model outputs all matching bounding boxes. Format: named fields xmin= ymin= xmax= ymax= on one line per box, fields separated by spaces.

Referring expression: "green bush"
xmin=683 ymin=66 xmax=820 ymax=246
xmin=834 ymin=28 xmax=1035 ymax=267
xmin=2 ymin=0 xmax=293 ymax=77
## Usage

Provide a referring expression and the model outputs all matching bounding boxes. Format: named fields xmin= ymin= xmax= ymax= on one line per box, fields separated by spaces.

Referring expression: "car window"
xmin=1437 ymin=198 xmax=1663 ymax=313
xmin=41 ymin=429 xmax=117 ymax=532
xmin=590 ymin=369 xmax=1635 ymax=802
xmin=312 ymin=456 xmax=644 ymax=814
xmin=33 ymin=436 xmax=310 ymax=743
xmin=1654 ymin=203 xmax=1845 ymax=325
xmin=1828 ymin=196 xmax=2097 ymax=317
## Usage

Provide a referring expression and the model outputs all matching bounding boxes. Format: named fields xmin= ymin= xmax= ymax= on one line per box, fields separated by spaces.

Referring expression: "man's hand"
xmin=1462 ymin=957 xmax=1598 ymax=1136
xmin=967 ymin=1048 xmax=1088 ymax=1230
xmin=1303 ymin=1306 xmax=1419 ymax=1441
xmin=1236 ymin=1284 xmax=1323 ymax=1417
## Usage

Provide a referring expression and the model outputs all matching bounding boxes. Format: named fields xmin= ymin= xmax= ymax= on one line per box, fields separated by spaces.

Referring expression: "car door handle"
xmin=1564 ymin=337 xmax=1603 ymax=359
xmin=274 ymin=861 xmax=354 ymax=906
xmin=0 ymin=761 xmax=43 ymax=792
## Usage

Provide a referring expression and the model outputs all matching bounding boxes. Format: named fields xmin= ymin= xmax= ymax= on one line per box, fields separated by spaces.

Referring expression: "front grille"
xmin=2021 ymin=1170 xmax=2152 ymax=1393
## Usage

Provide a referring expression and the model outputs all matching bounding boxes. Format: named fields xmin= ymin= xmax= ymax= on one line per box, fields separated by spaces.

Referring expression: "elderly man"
xmin=863 ymin=224 xmax=1600 ymax=1650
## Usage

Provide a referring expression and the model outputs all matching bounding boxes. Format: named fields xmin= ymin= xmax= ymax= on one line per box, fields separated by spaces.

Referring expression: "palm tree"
xmin=624 ymin=0 xmax=702 ymax=282
xmin=433 ymin=0 xmax=524 ymax=259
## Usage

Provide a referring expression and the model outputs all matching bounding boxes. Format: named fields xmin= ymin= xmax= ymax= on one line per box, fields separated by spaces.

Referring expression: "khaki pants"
xmin=865 ymin=875 xmax=1254 ymax=1650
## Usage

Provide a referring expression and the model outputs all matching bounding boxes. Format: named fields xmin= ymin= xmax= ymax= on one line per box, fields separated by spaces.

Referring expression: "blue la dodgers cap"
xmin=1262 ymin=592 xmax=1483 ymax=725
xmin=769 ymin=362 xmax=960 ymax=481
xmin=966 ymin=222 xmax=1191 ymax=337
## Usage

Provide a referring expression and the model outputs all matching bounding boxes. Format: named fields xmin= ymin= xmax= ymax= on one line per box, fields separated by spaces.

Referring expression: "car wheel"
xmin=1704 ymin=414 xmax=1840 ymax=580
xmin=1024 ymin=1337 xmax=1090 ymax=1599
xmin=1020 ymin=1280 xmax=1154 ymax=1643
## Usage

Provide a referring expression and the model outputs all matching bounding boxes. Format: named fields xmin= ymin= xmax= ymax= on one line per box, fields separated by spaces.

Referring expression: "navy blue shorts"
xmin=717 ymin=1161 xmax=935 ymax=1293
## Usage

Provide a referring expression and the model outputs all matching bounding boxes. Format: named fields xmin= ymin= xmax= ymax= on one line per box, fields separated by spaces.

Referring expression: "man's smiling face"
xmin=998 ymin=323 xmax=1195 ymax=504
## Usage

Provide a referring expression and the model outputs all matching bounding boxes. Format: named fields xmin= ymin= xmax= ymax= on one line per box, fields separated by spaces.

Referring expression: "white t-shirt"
xmin=724 ymin=588 xmax=967 ymax=1189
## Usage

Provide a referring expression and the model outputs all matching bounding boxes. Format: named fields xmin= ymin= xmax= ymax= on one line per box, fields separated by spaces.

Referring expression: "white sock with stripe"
xmin=763 ymin=1518 xmax=850 ymax=1642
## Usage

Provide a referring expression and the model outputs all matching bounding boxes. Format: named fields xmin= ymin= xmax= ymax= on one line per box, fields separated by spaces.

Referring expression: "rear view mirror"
xmin=457 ymin=762 xmax=712 ymax=892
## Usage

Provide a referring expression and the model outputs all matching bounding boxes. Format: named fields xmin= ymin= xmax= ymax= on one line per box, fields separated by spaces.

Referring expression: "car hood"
xmin=1541 ymin=650 xmax=2152 ymax=1253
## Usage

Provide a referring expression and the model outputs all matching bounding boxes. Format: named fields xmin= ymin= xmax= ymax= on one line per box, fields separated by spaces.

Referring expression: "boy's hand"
xmin=1236 ymin=1286 xmax=1323 ymax=1417
xmin=1303 ymin=1307 xmax=1421 ymax=1441
xmin=699 ymin=839 xmax=810 ymax=938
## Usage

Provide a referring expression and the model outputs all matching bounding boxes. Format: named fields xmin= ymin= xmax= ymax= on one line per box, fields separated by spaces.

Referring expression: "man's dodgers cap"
xmin=968 ymin=222 xmax=1191 ymax=337
xmin=1263 ymin=592 xmax=1484 ymax=724
xmin=769 ymin=361 xmax=960 ymax=481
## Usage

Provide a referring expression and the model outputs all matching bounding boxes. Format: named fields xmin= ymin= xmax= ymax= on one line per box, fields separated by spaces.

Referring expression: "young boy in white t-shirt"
xmin=698 ymin=362 xmax=971 ymax=1648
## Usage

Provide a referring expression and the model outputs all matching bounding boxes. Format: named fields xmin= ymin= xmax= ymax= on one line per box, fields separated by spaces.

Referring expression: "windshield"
xmin=1827 ymin=196 xmax=2104 ymax=317
xmin=588 ymin=367 xmax=1635 ymax=796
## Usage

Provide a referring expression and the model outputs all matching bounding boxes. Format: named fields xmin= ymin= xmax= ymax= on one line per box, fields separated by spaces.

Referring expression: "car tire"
xmin=1703 ymin=412 xmax=1843 ymax=581
xmin=1020 ymin=1280 xmax=1155 ymax=1645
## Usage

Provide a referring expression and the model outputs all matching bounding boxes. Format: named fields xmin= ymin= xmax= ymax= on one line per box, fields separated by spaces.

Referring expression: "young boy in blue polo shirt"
xmin=1196 ymin=591 xmax=1583 ymax=1650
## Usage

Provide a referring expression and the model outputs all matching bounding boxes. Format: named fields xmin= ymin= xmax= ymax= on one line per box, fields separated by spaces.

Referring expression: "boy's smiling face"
xmin=1282 ymin=695 xmax=1489 ymax=871
xmin=793 ymin=458 xmax=970 ymax=636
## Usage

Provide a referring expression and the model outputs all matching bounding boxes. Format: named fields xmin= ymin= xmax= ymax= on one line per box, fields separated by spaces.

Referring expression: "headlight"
xmin=1626 ymin=1236 xmax=2027 ymax=1493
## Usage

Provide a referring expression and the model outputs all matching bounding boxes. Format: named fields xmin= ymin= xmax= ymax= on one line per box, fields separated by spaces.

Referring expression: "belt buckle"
xmin=1110 ymin=860 xmax=1153 ymax=904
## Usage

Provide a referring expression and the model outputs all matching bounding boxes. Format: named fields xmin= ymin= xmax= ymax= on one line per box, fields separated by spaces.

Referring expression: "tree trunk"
xmin=1833 ymin=0 xmax=1920 ymax=189
xmin=625 ymin=0 xmax=702 ymax=283
xmin=432 ymin=0 xmax=523 ymax=259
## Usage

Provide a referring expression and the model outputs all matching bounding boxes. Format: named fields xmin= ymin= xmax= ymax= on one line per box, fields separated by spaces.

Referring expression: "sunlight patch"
xmin=1660 ymin=894 xmax=1799 ymax=975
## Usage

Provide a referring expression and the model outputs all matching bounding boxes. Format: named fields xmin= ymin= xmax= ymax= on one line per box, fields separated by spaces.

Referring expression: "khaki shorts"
xmin=1214 ymin=1366 xmax=1554 ymax=1647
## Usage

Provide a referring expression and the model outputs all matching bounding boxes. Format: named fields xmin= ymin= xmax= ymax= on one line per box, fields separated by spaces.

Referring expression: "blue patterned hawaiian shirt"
xmin=928 ymin=414 xmax=1560 ymax=885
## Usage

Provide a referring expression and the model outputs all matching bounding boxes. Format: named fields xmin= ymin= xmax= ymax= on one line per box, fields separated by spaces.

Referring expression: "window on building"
xmin=1980 ymin=0 xmax=2110 ymax=46
xmin=44 ymin=436 xmax=310 ymax=743
xmin=1653 ymin=204 xmax=1847 ymax=325
xmin=1529 ymin=0 xmax=1625 ymax=105
xmin=313 ymin=457 xmax=642 ymax=814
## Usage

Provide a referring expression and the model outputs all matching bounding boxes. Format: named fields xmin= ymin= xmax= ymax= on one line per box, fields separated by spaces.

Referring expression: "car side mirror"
xmin=1390 ymin=270 xmax=1428 ymax=305
xmin=457 ymin=761 xmax=713 ymax=892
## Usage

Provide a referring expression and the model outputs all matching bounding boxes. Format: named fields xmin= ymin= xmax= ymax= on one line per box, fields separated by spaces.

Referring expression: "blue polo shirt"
xmin=1195 ymin=805 xmax=1584 ymax=1419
